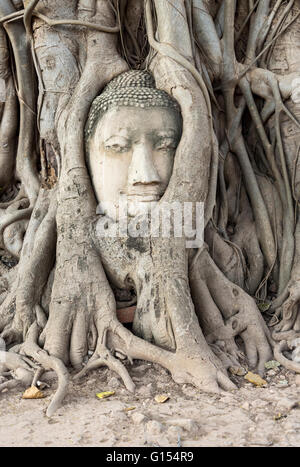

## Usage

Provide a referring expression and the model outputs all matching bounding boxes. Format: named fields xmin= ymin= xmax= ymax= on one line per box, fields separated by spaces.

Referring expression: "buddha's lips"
xmin=126 ymin=193 xmax=161 ymax=202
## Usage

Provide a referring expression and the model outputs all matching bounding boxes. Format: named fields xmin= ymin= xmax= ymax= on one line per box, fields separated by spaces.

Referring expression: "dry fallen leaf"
xmin=96 ymin=391 xmax=115 ymax=400
xmin=22 ymin=386 xmax=46 ymax=399
xmin=124 ymin=406 xmax=136 ymax=412
xmin=265 ymin=360 xmax=280 ymax=370
xmin=244 ymin=371 xmax=267 ymax=387
xmin=154 ymin=394 xmax=169 ymax=404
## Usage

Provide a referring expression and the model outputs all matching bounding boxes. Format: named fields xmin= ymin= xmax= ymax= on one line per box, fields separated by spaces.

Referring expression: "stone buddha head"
xmin=85 ymin=70 xmax=182 ymax=219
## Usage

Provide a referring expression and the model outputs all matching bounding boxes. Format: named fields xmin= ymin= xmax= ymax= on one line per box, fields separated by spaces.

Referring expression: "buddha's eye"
xmin=105 ymin=143 xmax=130 ymax=153
xmin=155 ymin=137 xmax=177 ymax=152
xmin=104 ymin=136 xmax=131 ymax=153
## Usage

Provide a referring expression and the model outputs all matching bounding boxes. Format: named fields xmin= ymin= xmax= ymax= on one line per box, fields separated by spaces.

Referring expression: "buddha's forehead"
xmin=94 ymin=106 xmax=181 ymax=142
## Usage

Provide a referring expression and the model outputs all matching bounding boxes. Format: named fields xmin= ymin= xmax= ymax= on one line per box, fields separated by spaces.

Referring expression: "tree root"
xmin=114 ymin=324 xmax=236 ymax=393
xmin=0 ymin=0 xmax=40 ymax=206
xmin=0 ymin=348 xmax=37 ymax=393
xmin=272 ymin=330 xmax=300 ymax=342
xmin=0 ymin=326 xmax=69 ymax=418
xmin=0 ymin=208 xmax=32 ymax=249
xmin=190 ymin=248 xmax=273 ymax=375
xmin=0 ymin=348 xmax=37 ymax=373
xmin=0 ymin=379 xmax=22 ymax=391
xmin=0 ymin=330 xmax=66 ymax=417
xmin=0 ymin=292 xmax=17 ymax=338
xmin=73 ymin=328 xmax=135 ymax=393
xmin=0 ymin=187 xmax=56 ymax=344
xmin=25 ymin=306 xmax=237 ymax=417
xmin=22 ymin=322 xmax=69 ymax=417
xmin=274 ymin=340 xmax=300 ymax=373
xmin=272 ymin=281 xmax=300 ymax=333
xmin=0 ymin=75 xmax=18 ymax=192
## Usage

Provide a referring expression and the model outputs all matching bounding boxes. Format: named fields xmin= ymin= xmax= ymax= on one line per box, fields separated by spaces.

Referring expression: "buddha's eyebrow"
xmin=104 ymin=127 xmax=132 ymax=137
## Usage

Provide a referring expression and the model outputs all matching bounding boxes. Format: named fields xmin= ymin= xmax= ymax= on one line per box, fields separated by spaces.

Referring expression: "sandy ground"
xmin=0 ymin=360 xmax=300 ymax=447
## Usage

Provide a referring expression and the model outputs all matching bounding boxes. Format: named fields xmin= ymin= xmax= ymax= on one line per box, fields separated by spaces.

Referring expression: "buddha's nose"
xmin=127 ymin=141 xmax=161 ymax=186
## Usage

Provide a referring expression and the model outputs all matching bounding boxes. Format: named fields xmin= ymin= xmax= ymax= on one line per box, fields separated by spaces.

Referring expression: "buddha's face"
xmin=87 ymin=106 xmax=181 ymax=219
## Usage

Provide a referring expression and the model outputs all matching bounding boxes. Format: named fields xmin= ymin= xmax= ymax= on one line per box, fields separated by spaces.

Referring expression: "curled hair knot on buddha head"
xmin=85 ymin=70 xmax=181 ymax=142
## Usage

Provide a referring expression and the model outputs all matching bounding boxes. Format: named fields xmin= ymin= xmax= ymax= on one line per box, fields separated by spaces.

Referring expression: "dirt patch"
xmin=0 ymin=361 xmax=300 ymax=447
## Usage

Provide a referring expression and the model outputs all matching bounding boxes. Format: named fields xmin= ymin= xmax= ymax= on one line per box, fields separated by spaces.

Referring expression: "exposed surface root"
xmin=273 ymin=281 xmax=300 ymax=333
xmin=272 ymin=330 xmax=300 ymax=342
xmin=0 ymin=379 xmax=22 ymax=391
xmin=74 ymin=327 xmax=136 ymax=393
xmin=21 ymin=323 xmax=69 ymax=417
xmin=190 ymin=249 xmax=273 ymax=376
xmin=274 ymin=340 xmax=300 ymax=373
xmin=0 ymin=348 xmax=37 ymax=373
xmin=113 ymin=322 xmax=236 ymax=395
xmin=0 ymin=348 xmax=36 ymax=393
xmin=75 ymin=309 xmax=236 ymax=398
xmin=4 ymin=309 xmax=238 ymax=417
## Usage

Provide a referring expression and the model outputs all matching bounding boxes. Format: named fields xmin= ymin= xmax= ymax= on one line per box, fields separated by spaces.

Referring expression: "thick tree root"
xmin=272 ymin=281 xmax=300 ymax=333
xmin=73 ymin=322 xmax=136 ymax=393
xmin=269 ymin=282 xmax=300 ymax=370
xmin=0 ymin=379 xmax=22 ymax=391
xmin=21 ymin=323 xmax=69 ymax=417
xmin=274 ymin=340 xmax=300 ymax=373
xmin=0 ymin=289 xmax=18 ymax=341
xmin=0 ymin=188 xmax=56 ymax=344
xmin=73 ymin=331 xmax=136 ymax=393
xmin=112 ymin=321 xmax=236 ymax=394
xmin=75 ymin=311 xmax=236 ymax=396
xmin=272 ymin=330 xmax=300 ymax=342
xmin=190 ymin=248 xmax=273 ymax=375
xmin=0 ymin=349 xmax=37 ymax=393
xmin=0 ymin=329 xmax=70 ymax=418
xmin=10 ymin=310 xmax=236 ymax=417
xmin=0 ymin=348 xmax=37 ymax=373
xmin=70 ymin=298 xmax=236 ymax=397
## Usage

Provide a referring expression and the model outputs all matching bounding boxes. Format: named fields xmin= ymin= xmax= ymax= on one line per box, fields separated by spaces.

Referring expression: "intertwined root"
xmin=0 ymin=347 xmax=37 ymax=392
xmin=73 ymin=318 xmax=237 ymax=396
xmin=73 ymin=326 xmax=136 ymax=393
xmin=274 ymin=340 xmax=300 ymax=373
xmin=266 ymin=280 xmax=300 ymax=373
xmin=0 ymin=240 xmax=274 ymax=416
xmin=16 ymin=323 xmax=69 ymax=417
xmin=190 ymin=249 xmax=273 ymax=376
xmin=0 ymin=231 xmax=274 ymax=416
xmin=272 ymin=281 xmax=300 ymax=335
xmin=0 ymin=313 xmax=237 ymax=417
xmin=1 ymin=244 xmax=273 ymax=416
